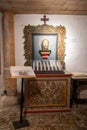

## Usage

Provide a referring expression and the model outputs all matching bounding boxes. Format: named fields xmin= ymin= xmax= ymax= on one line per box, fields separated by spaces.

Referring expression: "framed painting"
xmin=23 ymin=24 xmax=66 ymax=69
xmin=32 ymin=33 xmax=58 ymax=60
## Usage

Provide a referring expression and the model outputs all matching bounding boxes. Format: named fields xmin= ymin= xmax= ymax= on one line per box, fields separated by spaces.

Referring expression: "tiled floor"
xmin=0 ymin=104 xmax=87 ymax=130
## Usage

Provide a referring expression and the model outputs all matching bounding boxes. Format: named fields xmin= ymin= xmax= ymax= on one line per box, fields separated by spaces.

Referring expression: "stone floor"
xmin=0 ymin=104 xmax=87 ymax=130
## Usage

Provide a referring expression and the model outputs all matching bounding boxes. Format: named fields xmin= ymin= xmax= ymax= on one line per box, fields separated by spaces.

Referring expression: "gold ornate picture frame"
xmin=23 ymin=24 xmax=66 ymax=69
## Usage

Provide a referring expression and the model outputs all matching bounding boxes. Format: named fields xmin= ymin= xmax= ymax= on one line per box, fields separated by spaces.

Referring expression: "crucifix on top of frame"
xmin=41 ymin=15 xmax=49 ymax=25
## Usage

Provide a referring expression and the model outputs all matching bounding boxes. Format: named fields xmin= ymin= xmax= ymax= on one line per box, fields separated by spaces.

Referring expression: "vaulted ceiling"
xmin=0 ymin=0 xmax=87 ymax=15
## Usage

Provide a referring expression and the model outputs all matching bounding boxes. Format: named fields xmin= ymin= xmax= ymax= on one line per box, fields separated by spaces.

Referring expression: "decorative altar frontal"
xmin=27 ymin=77 xmax=70 ymax=107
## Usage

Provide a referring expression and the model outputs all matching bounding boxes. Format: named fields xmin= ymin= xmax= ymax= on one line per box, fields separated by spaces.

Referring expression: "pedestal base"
xmin=13 ymin=119 xmax=29 ymax=129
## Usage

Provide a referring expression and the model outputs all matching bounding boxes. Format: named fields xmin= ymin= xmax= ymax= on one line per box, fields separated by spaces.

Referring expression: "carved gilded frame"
xmin=23 ymin=24 xmax=66 ymax=69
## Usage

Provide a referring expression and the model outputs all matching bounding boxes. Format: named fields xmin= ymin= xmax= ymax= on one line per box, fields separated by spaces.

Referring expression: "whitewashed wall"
xmin=0 ymin=13 xmax=87 ymax=92
xmin=14 ymin=14 xmax=87 ymax=73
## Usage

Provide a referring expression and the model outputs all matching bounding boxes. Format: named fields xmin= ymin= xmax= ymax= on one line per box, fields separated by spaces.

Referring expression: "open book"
xmin=10 ymin=66 xmax=36 ymax=78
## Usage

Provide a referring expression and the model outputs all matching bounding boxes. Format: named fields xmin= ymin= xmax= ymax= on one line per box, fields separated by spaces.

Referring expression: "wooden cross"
xmin=41 ymin=15 xmax=49 ymax=25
